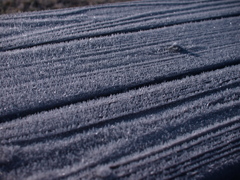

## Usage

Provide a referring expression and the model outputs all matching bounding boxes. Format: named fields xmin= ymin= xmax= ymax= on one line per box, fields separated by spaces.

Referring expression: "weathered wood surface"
xmin=0 ymin=0 xmax=240 ymax=179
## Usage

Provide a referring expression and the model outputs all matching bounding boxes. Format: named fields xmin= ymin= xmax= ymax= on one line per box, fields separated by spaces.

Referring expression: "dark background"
xmin=0 ymin=0 xmax=134 ymax=14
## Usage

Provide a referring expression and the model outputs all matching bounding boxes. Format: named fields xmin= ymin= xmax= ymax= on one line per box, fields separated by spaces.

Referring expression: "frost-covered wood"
xmin=0 ymin=0 xmax=240 ymax=179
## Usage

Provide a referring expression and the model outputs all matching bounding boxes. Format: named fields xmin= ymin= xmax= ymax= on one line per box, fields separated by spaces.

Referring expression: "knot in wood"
xmin=168 ymin=44 xmax=184 ymax=53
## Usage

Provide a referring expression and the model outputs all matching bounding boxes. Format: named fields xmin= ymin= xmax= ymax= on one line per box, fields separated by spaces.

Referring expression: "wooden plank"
xmin=1 ymin=0 xmax=240 ymax=51
xmin=0 ymin=0 xmax=240 ymax=179
xmin=1 ymin=15 xmax=240 ymax=120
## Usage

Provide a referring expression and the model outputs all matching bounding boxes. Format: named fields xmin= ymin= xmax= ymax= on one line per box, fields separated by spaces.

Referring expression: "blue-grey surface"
xmin=0 ymin=0 xmax=240 ymax=179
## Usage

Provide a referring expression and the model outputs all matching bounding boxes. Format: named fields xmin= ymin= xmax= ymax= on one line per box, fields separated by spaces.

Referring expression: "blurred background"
xmin=0 ymin=0 xmax=134 ymax=14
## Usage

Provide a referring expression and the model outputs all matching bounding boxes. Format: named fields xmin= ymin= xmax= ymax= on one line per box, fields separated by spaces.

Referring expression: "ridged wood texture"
xmin=0 ymin=0 xmax=240 ymax=179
